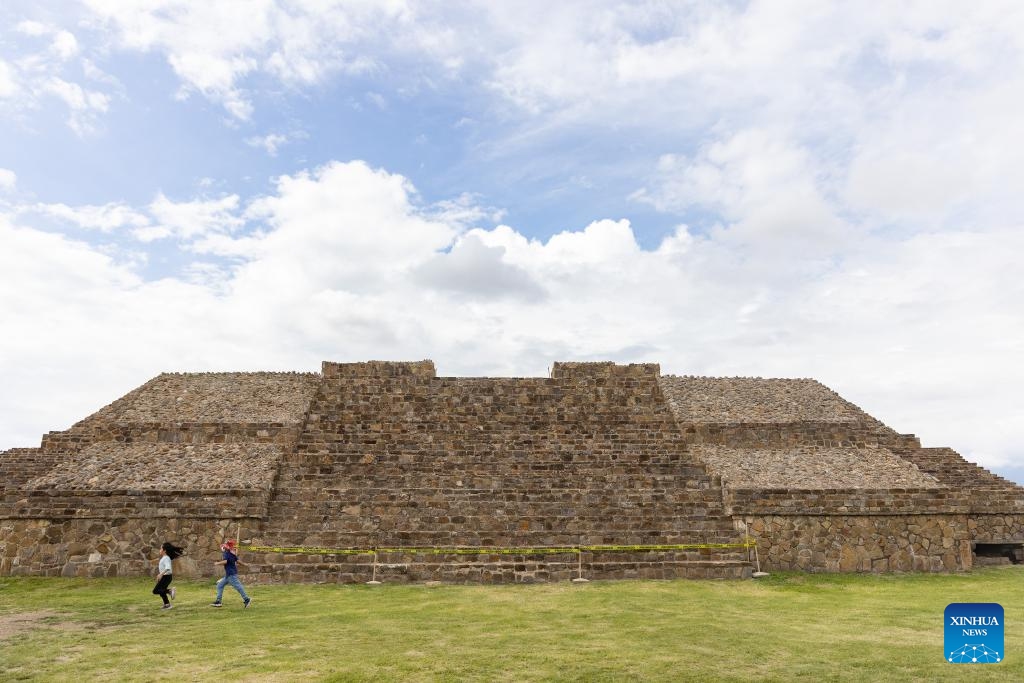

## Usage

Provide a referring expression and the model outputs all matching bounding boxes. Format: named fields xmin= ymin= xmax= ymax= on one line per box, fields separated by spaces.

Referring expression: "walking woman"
xmin=153 ymin=541 xmax=184 ymax=610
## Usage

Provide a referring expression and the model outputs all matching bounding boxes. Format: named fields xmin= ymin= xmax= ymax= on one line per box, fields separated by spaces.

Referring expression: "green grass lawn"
xmin=1 ymin=568 xmax=1022 ymax=681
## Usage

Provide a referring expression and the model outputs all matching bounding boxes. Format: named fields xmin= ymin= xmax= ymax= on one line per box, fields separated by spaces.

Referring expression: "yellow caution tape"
xmin=244 ymin=546 xmax=374 ymax=555
xmin=241 ymin=541 xmax=754 ymax=556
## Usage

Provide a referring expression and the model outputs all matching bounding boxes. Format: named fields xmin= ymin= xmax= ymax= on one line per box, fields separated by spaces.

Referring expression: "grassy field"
xmin=1 ymin=568 xmax=1022 ymax=681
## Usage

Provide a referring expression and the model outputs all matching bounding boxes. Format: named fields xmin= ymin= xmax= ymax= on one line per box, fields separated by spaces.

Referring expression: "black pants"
xmin=153 ymin=574 xmax=173 ymax=605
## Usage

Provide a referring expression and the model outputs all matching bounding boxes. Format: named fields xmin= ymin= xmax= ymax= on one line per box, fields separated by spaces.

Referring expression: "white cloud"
xmin=28 ymin=201 xmax=149 ymax=232
xmin=0 ymin=60 xmax=16 ymax=98
xmin=168 ymin=51 xmax=256 ymax=119
xmin=0 ymin=168 xmax=16 ymax=192
xmin=841 ymin=72 xmax=1024 ymax=228
xmin=40 ymin=77 xmax=110 ymax=134
xmin=459 ymin=1 xmax=1024 ymax=256
xmin=244 ymin=131 xmax=306 ymax=156
xmin=845 ymin=149 xmax=968 ymax=219
xmin=2 ymin=19 xmax=113 ymax=133
xmin=426 ymin=193 xmax=506 ymax=230
xmin=147 ymin=193 xmax=245 ymax=241
xmin=528 ymin=219 xmax=641 ymax=268
xmin=245 ymin=132 xmax=288 ymax=156
xmin=632 ymin=129 xmax=848 ymax=261
xmin=131 ymin=225 xmax=172 ymax=243
xmin=25 ymin=192 xmax=247 ymax=245
xmin=51 ymin=30 xmax=79 ymax=59
xmin=414 ymin=234 xmax=545 ymax=302
xmin=235 ymin=160 xmax=456 ymax=295
xmin=80 ymin=0 xmax=431 ymax=118
xmin=15 ymin=21 xmax=49 ymax=37
xmin=41 ymin=77 xmax=108 ymax=111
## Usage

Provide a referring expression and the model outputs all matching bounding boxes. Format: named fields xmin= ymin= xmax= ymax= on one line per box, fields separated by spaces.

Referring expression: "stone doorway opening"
xmin=973 ymin=542 xmax=1024 ymax=566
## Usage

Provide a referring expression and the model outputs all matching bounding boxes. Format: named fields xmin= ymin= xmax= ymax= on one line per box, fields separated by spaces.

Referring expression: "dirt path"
xmin=0 ymin=610 xmax=59 ymax=641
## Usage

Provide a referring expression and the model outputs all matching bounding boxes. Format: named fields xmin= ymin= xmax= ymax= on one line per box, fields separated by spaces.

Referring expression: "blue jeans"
xmin=215 ymin=574 xmax=249 ymax=602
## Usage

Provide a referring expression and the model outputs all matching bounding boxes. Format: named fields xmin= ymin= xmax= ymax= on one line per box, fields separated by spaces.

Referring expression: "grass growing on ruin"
xmin=1 ymin=568 xmax=1023 ymax=681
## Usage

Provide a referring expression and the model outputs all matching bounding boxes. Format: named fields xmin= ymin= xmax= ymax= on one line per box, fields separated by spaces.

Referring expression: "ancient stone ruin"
xmin=2 ymin=361 xmax=1022 ymax=582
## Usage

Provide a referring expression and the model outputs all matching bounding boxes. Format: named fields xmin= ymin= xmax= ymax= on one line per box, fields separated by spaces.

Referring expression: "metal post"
xmin=366 ymin=550 xmax=382 ymax=585
xmin=571 ymin=542 xmax=589 ymax=583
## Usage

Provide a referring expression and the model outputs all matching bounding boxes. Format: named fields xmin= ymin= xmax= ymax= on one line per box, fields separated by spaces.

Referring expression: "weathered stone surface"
xmin=690 ymin=445 xmax=940 ymax=490
xmin=26 ymin=442 xmax=281 ymax=491
xmin=659 ymin=376 xmax=879 ymax=425
xmin=77 ymin=372 xmax=319 ymax=425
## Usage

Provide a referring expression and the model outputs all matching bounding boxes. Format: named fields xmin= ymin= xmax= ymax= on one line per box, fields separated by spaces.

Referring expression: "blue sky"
xmin=2 ymin=1 xmax=1023 ymax=483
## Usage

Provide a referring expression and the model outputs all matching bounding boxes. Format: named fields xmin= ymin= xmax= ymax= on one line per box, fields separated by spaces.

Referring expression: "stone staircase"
xmin=246 ymin=361 xmax=751 ymax=582
xmin=892 ymin=446 xmax=1024 ymax=513
xmin=0 ymin=448 xmax=63 ymax=492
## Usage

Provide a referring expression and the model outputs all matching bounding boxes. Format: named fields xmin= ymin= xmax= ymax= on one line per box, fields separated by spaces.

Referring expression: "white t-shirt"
xmin=159 ymin=555 xmax=173 ymax=575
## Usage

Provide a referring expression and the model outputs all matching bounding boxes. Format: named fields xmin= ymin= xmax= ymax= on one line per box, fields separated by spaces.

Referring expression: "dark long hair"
xmin=162 ymin=542 xmax=184 ymax=560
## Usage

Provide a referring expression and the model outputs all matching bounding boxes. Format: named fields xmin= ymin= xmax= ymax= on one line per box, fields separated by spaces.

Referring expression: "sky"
xmin=1 ymin=1 xmax=1022 ymax=483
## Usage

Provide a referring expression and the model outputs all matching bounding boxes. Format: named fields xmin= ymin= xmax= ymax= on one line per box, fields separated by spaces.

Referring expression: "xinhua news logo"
xmin=945 ymin=603 xmax=1004 ymax=664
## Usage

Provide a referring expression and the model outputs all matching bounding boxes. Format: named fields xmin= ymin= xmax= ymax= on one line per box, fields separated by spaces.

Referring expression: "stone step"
xmin=269 ymin=472 xmax=722 ymax=485
xmin=278 ymin=463 xmax=713 ymax=477
xmin=264 ymin=492 xmax=730 ymax=505
xmin=265 ymin=489 xmax=728 ymax=505
xmin=280 ymin=457 xmax=709 ymax=471
xmin=264 ymin=514 xmax=732 ymax=530
xmin=264 ymin=519 xmax=736 ymax=535
xmin=256 ymin=529 xmax=744 ymax=548
xmin=242 ymin=553 xmax=752 ymax=583
xmin=272 ymin=483 xmax=721 ymax=497
xmin=265 ymin=492 xmax=727 ymax=508
xmin=0 ymin=448 xmax=64 ymax=490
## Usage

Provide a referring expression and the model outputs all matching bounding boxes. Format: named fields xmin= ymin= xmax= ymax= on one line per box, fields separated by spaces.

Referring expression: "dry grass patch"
xmin=0 ymin=610 xmax=60 ymax=641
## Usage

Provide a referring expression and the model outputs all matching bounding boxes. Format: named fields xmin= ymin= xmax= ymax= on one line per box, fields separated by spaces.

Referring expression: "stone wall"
xmin=676 ymin=422 xmax=920 ymax=450
xmin=240 ymin=550 xmax=750 ymax=585
xmin=969 ymin=514 xmax=1024 ymax=544
xmin=2 ymin=359 xmax=1022 ymax=581
xmin=0 ymin=517 xmax=257 ymax=578
xmin=0 ymin=489 xmax=269 ymax=520
xmin=323 ymin=359 xmax=437 ymax=379
xmin=726 ymin=488 xmax=970 ymax=515
xmin=740 ymin=514 xmax=973 ymax=572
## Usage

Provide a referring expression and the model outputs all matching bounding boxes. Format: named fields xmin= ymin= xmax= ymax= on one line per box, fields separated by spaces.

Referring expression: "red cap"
xmin=223 ymin=539 xmax=237 ymax=549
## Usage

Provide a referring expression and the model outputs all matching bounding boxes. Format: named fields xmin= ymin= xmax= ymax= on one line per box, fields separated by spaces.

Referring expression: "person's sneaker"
xmin=210 ymin=601 xmax=222 ymax=607
xmin=243 ymin=598 xmax=251 ymax=609
xmin=170 ymin=587 xmax=176 ymax=600
xmin=162 ymin=604 xmax=173 ymax=610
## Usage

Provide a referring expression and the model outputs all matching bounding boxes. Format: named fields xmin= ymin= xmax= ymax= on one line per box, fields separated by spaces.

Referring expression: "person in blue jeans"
xmin=211 ymin=539 xmax=251 ymax=608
